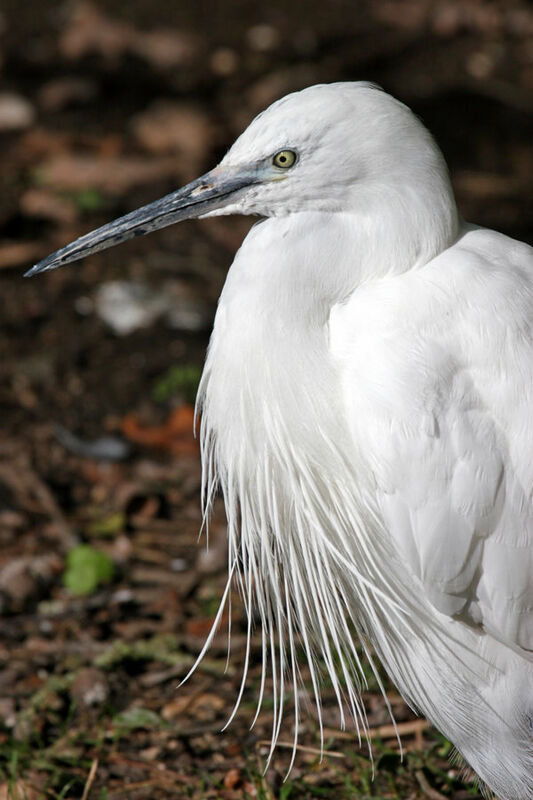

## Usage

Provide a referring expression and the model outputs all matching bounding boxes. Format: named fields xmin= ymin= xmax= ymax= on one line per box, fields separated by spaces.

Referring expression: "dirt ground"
xmin=0 ymin=1 xmax=532 ymax=798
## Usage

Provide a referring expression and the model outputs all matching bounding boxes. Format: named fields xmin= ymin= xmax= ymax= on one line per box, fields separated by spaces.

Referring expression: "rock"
xmin=94 ymin=280 xmax=211 ymax=336
xmin=0 ymin=559 xmax=38 ymax=608
xmin=0 ymin=554 xmax=63 ymax=611
xmin=70 ymin=667 xmax=109 ymax=707
xmin=0 ymin=93 xmax=35 ymax=132
xmin=55 ymin=425 xmax=131 ymax=461
xmin=94 ymin=281 xmax=169 ymax=336
xmin=0 ymin=697 xmax=16 ymax=728
xmin=196 ymin=526 xmax=228 ymax=575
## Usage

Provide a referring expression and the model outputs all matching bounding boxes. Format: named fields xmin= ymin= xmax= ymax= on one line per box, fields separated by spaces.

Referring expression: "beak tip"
xmin=24 ymin=258 xmax=56 ymax=278
xmin=24 ymin=263 xmax=44 ymax=278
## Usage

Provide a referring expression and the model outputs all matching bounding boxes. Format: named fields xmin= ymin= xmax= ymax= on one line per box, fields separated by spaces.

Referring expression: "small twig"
xmin=257 ymin=740 xmax=345 ymax=759
xmin=133 ymin=546 xmax=174 ymax=565
xmin=107 ymin=781 xmax=165 ymax=797
xmin=107 ymin=753 xmax=186 ymax=784
xmin=81 ymin=758 xmax=99 ymax=800
xmin=323 ymin=718 xmax=430 ymax=743
xmin=415 ymin=769 xmax=447 ymax=800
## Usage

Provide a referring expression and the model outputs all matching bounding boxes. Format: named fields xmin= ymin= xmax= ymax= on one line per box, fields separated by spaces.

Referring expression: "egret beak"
xmin=24 ymin=166 xmax=259 ymax=277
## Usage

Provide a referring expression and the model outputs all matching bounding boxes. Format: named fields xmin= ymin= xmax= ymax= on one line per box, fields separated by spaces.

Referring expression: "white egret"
xmin=26 ymin=83 xmax=533 ymax=799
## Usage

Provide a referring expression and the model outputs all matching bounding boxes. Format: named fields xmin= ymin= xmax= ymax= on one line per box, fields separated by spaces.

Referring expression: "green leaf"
xmin=152 ymin=363 xmax=202 ymax=404
xmin=72 ymin=188 xmax=106 ymax=212
xmin=63 ymin=545 xmax=114 ymax=595
xmin=112 ymin=707 xmax=165 ymax=732
xmin=86 ymin=511 xmax=126 ymax=538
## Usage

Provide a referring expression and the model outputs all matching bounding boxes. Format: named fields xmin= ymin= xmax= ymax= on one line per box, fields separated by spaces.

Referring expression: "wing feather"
xmin=330 ymin=226 xmax=533 ymax=651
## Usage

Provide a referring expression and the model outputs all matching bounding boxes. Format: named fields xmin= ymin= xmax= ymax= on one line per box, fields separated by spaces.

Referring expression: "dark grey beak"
xmin=24 ymin=166 xmax=258 ymax=277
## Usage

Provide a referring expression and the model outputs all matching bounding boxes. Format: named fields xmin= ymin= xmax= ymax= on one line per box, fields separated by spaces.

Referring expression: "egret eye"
xmin=272 ymin=150 xmax=297 ymax=169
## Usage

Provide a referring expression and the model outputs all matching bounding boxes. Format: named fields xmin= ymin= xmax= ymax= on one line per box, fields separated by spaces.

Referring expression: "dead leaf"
xmin=245 ymin=24 xmax=281 ymax=52
xmin=185 ymin=613 xmax=229 ymax=638
xmin=224 ymin=768 xmax=242 ymax=790
xmin=120 ymin=406 xmax=199 ymax=456
xmin=37 ymin=153 xmax=180 ymax=194
xmin=161 ymin=695 xmax=195 ymax=720
xmin=132 ymin=30 xmax=200 ymax=70
xmin=131 ymin=101 xmax=215 ymax=174
xmin=59 ymin=1 xmax=134 ymax=61
xmin=15 ymin=128 xmax=73 ymax=161
xmin=0 ymin=241 xmax=43 ymax=270
xmin=38 ymin=77 xmax=97 ymax=111
xmin=454 ymin=170 xmax=525 ymax=199
xmin=19 ymin=188 xmax=78 ymax=225
xmin=371 ymin=0 xmax=429 ymax=30
xmin=60 ymin=1 xmax=200 ymax=69
xmin=210 ymin=47 xmax=239 ymax=76
xmin=163 ymin=691 xmax=226 ymax=721
xmin=0 ymin=781 xmax=40 ymax=800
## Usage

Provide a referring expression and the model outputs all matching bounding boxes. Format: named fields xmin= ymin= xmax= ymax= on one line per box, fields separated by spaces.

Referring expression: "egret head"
xmin=26 ymin=82 xmax=454 ymax=277
xmin=217 ymin=82 xmax=451 ymax=217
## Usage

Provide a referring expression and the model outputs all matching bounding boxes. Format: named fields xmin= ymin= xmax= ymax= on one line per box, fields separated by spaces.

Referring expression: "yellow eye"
xmin=272 ymin=149 xmax=297 ymax=169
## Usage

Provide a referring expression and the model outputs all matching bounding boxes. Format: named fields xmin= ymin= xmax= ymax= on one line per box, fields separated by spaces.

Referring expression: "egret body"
xmin=27 ymin=83 xmax=533 ymax=799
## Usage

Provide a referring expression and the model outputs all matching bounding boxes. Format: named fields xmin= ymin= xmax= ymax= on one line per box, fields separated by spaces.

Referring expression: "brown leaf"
xmin=224 ymin=768 xmax=242 ymax=790
xmin=16 ymin=128 xmax=73 ymax=161
xmin=120 ymin=406 xmax=199 ymax=456
xmin=0 ymin=242 xmax=43 ymax=270
xmin=60 ymin=1 xmax=200 ymax=69
xmin=59 ymin=1 xmax=133 ymax=61
xmin=0 ymin=782 xmax=40 ymax=800
xmin=371 ymin=0 xmax=429 ymax=30
xmin=131 ymin=101 xmax=215 ymax=174
xmin=454 ymin=170 xmax=526 ymax=199
xmin=131 ymin=29 xmax=200 ymax=70
xmin=37 ymin=153 xmax=180 ymax=194
xmin=185 ymin=613 xmax=229 ymax=638
xmin=19 ymin=188 xmax=78 ymax=225
xmin=161 ymin=695 xmax=195 ymax=720
xmin=38 ymin=77 xmax=97 ymax=111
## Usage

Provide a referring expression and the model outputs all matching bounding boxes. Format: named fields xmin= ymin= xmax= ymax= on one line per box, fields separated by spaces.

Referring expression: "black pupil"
xmin=279 ymin=155 xmax=287 ymax=162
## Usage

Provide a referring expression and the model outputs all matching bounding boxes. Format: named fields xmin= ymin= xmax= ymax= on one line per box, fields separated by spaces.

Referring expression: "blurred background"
xmin=0 ymin=1 xmax=532 ymax=798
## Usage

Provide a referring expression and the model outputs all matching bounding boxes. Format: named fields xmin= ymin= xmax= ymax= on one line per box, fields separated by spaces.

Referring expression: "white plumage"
xmin=27 ymin=82 xmax=533 ymax=799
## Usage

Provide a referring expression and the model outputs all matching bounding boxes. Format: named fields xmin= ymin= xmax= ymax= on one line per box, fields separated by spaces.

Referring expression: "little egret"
xmin=26 ymin=83 xmax=533 ymax=798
